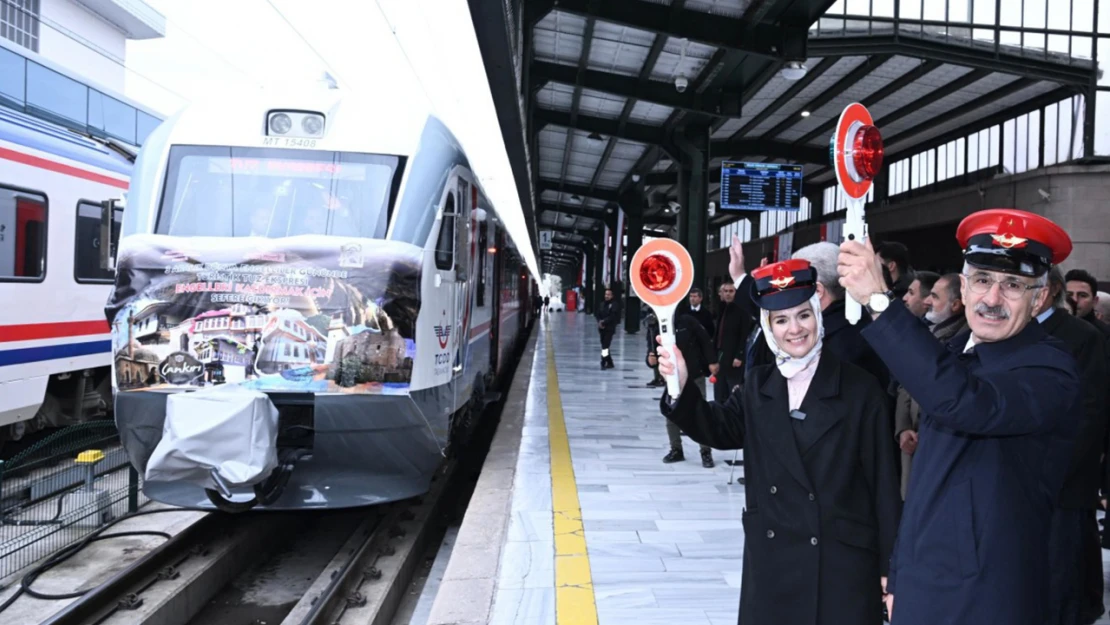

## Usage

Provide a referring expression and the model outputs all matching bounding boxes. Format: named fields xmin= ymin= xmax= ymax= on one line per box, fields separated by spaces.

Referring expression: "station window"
xmin=0 ymin=0 xmax=40 ymax=53
xmin=0 ymin=184 xmax=47 ymax=281
xmin=0 ymin=36 xmax=164 ymax=146
xmin=75 ymin=200 xmax=121 ymax=283
xmin=434 ymin=194 xmax=456 ymax=271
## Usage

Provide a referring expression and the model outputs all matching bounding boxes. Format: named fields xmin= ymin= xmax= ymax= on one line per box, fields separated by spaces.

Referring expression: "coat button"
xmin=766 ymin=530 xmax=775 ymax=539
xmin=808 ymin=493 xmax=815 ymax=501
xmin=770 ymin=486 xmax=777 ymax=494
xmin=811 ymin=537 xmax=818 ymax=546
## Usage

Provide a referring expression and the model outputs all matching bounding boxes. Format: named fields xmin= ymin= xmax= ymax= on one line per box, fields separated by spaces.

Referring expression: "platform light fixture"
xmin=780 ymin=61 xmax=807 ymax=81
xmin=800 ymin=110 xmax=811 ymax=117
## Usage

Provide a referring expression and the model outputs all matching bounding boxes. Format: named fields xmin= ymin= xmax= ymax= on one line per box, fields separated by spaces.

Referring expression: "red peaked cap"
xmin=956 ymin=209 xmax=1072 ymax=277
xmin=748 ymin=258 xmax=817 ymax=311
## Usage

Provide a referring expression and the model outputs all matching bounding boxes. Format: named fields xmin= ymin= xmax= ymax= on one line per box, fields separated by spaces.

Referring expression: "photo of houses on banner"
xmin=106 ymin=235 xmax=421 ymax=394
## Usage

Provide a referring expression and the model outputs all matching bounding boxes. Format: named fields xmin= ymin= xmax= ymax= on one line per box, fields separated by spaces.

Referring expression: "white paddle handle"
xmin=658 ymin=319 xmax=681 ymax=399
xmin=844 ymin=196 xmax=867 ymax=326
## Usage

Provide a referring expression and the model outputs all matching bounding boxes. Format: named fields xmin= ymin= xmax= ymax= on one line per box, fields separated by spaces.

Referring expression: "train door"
xmin=453 ymin=177 xmax=473 ymax=386
xmin=488 ymin=226 xmax=502 ymax=374
xmin=433 ymin=185 xmax=460 ymax=388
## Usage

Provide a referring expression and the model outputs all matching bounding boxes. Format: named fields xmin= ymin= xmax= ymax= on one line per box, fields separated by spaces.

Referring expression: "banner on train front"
xmin=104 ymin=234 xmax=421 ymax=395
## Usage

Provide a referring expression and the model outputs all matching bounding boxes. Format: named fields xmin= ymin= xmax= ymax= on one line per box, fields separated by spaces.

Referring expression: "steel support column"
xmin=620 ymin=190 xmax=646 ymax=334
xmin=593 ymin=240 xmax=606 ymax=319
xmin=674 ymin=124 xmax=710 ymax=293
xmin=1084 ymin=0 xmax=1099 ymax=158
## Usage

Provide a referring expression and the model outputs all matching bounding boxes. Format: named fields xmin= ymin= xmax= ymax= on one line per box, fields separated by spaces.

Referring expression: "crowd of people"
xmin=590 ymin=207 xmax=1110 ymax=625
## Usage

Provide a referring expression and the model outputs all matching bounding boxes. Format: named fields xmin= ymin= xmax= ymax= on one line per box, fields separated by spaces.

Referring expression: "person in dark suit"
xmin=1037 ymin=267 xmax=1109 ymax=625
xmin=647 ymin=312 xmax=716 ymax=467
xmin=837 ymin=208 xmax=1083 ymax=625
xmin=712 ymin=281 xmax=751 ymax=402
xmin=894 ymin=273 xmax=968 ymax=499
xmin=1065 ymin=269 xmax=1110 ymax=340
xmin=595 ymin=288 xmax=621 ymax=369
xmin=657 ymin=258 xmax=901 ymax=625
xmin=679 ymin=288 xmax=717 ymax=339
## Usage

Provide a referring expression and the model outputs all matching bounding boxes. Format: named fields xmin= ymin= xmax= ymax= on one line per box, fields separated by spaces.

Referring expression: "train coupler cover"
xmin=145 ymin=384 xmax=280 ymax=492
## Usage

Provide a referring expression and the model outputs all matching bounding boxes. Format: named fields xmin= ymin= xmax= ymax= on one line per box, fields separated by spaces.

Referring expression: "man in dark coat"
xmin=678 ymin=288 xmax=716 ymax=339
xmin=876 ymin=240 xmax=915 ymax=300
xmin=1065 ymin=269 xmax=1110 ymax=340
xmin=712 ymin=281 xmax=751 ymax=402
xmin=594 ymin=288 xmax=621 ymax=369
xmin=1038 ymin=267 xmax=1108 ymax=625
xmin=894 ymin=273 xmax=968 ymax=498
xmin=647 ymin=312 xmax=716 ymax=467
xmin=837 ymin=209 xmax=1083 ymax=625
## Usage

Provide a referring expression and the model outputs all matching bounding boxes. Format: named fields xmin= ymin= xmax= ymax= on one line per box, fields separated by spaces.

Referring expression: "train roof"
xmin=152 ymin=86 xmax=436 ymax=158
xmin=0 ymin=106 xmax=134 ymax=176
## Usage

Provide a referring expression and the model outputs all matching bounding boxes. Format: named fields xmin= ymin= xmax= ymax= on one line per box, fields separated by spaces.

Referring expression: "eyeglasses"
xmin=962 ymin=273 xmax=1041 ymax=300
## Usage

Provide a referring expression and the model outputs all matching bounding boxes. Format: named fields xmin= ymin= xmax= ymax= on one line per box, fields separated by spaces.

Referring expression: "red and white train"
xmin=0 ymin=106 xmax=133 ymax=449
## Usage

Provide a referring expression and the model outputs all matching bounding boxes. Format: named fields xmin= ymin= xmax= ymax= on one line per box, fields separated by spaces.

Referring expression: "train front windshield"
xmin=155 ymin=146 xmax=402 ymax=239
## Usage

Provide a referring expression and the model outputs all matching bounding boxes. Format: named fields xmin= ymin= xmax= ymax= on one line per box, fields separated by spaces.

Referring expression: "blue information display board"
xmin=719 ymin=162 xmax=803 ymax=212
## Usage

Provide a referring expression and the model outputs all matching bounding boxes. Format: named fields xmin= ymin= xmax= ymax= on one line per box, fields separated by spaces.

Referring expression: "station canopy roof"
xmin=526 ymin=0 xmax=1098 ymax=273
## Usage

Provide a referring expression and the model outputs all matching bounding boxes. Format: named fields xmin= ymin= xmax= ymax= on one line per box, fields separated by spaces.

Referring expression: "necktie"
xmin=717 ymin=305 xmax=727 ymax=348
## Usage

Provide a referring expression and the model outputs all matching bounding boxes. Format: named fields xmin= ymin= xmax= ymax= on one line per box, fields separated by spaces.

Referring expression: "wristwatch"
xmin=865 ymin=291 xmax=895 ymax=315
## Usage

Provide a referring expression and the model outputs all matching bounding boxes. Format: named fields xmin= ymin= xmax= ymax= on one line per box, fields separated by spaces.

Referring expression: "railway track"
xmin=21 ymin=447 xmax=478 ymax=625
xmin=0 ymin=382 xmax=510 ymax=625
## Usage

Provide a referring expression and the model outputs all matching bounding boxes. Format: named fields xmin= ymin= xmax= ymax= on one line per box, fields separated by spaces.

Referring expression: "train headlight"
xmin=269 ymin=113 xmax=293 ymax=135
xmin=301 ymin=115 xmax=324 ymax=136
xmin=265 ymin=110 xmax=326 ymax=139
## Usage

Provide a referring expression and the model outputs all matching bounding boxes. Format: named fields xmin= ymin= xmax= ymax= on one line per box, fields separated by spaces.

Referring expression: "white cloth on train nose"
xmin=145 ymin=384 xmax=280 ymax=492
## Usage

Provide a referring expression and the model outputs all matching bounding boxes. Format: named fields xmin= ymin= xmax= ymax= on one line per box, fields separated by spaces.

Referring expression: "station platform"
xmin=424 ymin=311 xmax=745 ymax=625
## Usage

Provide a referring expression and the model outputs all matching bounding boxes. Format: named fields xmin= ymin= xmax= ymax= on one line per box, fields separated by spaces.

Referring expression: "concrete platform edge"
xmin=424 ymin=324 xmax=539 ymax=625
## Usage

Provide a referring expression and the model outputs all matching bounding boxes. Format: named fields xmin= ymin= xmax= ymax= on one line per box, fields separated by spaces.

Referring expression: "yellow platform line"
xmin=546 ymin=328 xmax=599 ymax=625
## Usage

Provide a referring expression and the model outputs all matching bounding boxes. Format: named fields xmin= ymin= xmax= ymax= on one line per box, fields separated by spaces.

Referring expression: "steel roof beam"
xmin=537 ymin=178 xmax=620 ymax=203
xmin=726 ymin=56 xmax=840 ymax=142
xmin=808 ymin=35 xmax=1093 ymax=86
xmin=549 ymin=0 xmax=807 ymax=60
xmin=588 ymin=5 xmax=678 ymax=207
xmin=883 ymin=77 xmax=1039 ymax=150
xmin=761 ymin=54 xmax=893 ymax=140
xmin=549 ymin=223 xmax=601 ymax=241
xmin=806 ymin=83 xmax=1075 ymax=181
xmin=615 ymin=0 xmax=841 ymax=195
xmin=791 ymin=59 xmax=944 ymax=147
xmin=532 ymin=61 xmax=741 ymax=116
xmin=536 ymin=108 xmax=666 ymax=147
xmin=539 ymin=108 xmax=827 ymax=163
xmin=555 ymin=5 xmax=598 ymax=211
xmin=713 ymin=138 xmax=828 ymax=164
xmin=539 ymin=201 xmax=612 ymax=223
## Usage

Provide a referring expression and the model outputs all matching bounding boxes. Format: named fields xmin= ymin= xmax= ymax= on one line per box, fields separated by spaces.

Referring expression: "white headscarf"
xmin=759 ymin=292 xmax=825 ymax=379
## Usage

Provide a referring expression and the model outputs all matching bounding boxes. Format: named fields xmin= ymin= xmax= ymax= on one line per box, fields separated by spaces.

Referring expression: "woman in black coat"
xmin=657 ymin=258 xmax=902 ymax=625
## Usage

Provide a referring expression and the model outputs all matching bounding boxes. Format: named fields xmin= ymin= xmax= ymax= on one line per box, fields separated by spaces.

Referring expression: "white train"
xmin=101 ymin=85 xmax=537 ymax=510
xmin=0 ymin=107 xmax=133 ymax=448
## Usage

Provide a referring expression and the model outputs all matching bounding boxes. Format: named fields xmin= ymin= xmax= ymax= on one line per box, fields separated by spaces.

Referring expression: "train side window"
xmin=434 ymin=193 xmax=455 ymax=271
xmin=75 ymin=200 xmax=120 ymax=283
xmin=0 ymin=185 xmax=47 ymax=282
